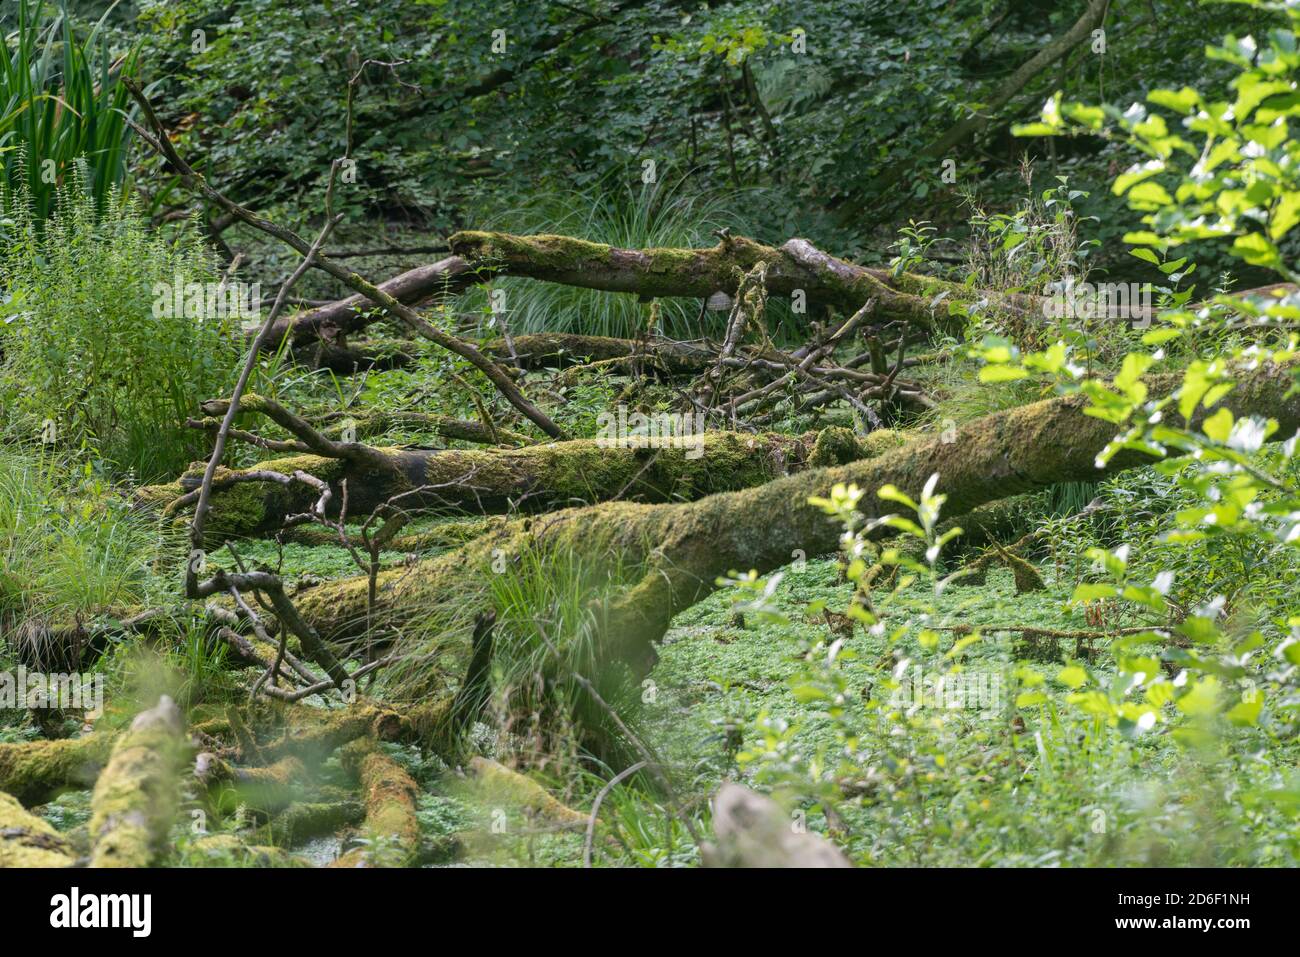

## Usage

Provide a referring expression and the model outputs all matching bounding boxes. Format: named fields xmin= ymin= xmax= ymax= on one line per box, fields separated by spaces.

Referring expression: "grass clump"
xmin=460 ymin=175 xmax=776 ymax=340
xmin=0 ymin=447 xmax=168 ymax=667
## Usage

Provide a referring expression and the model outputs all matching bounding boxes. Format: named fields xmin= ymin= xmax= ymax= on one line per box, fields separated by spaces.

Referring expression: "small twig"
xmin=583 ymin=760 xmax=646 ymax=868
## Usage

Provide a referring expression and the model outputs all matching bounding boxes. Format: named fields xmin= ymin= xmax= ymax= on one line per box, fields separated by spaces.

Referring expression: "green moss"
xmin=89 ymin=705 xmax=186 ymax=868
xmin=0 ymin=791 xmax=76 ymax=867
xmin=0 ymin=732 xmax=115 ymax=806
xmin=182 ymin=833 xmax=308 ymax=867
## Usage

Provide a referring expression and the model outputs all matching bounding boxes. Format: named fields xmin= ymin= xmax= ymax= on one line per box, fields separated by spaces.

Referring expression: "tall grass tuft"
xmin=0 ymin=0 xmax=135 ymax=223
xmin=462 ymin=175 xmax=773 ymax=340
xmin=485 ymin=543 xmax=645 ymax=772
xmin=0 ymin=177 xmax=241 ymax=480
xmin=0 ymin=447 xmax=170 ymax=669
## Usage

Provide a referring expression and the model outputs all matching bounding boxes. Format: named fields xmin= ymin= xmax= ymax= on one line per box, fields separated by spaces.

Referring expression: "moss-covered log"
xmin=0 ymin=791 xmax=77 ymax=867
xmin=257 ymin=703 xmax=407 ymax=764
xmin=270 ymin=233 xmax=1037 ymax=350
xmin=468 ymin=756 xmax=587 ymax=829
xmin=88 ymin=696 xmax=187 ymax=868
xmin=330 ymin=744 xmax=421 ymax=867
xmin=255 ymin=800 xmax=365 ymax=847
xmin=194 ymin=752 xmax=307 ymax=816
xmin=449 ymin=231 xmax=1027 ymax=332
xmin=137 ymin=428 xmax=885 ymax=544
xmin=0 ymin=731 xmax=115 ymax=806
xmin=290 ymin=361 xmax=1300 ymax=686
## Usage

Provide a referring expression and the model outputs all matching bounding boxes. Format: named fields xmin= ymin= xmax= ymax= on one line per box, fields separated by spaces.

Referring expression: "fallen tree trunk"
xmin=138 ymin=424 xmax=897 ymax=543
xmin=89 ymin=696 xmax=187 ymax=868
xmin=330 ymin=743 xmax=421 ymax=867
xmin=289 ymin=361 xmax=1300 ymax=686
xmin=0 ymin=791 xmax=77 ymax=866
xmin=0 ymin=731 xmax=116 ymax=806
xmin=449 ymin=231 xmax=994 ymax=331
xmin=468 ymin=756 xmax=586 ymax=830
xmin=268 ymin=232 xmax=1038 ymax=350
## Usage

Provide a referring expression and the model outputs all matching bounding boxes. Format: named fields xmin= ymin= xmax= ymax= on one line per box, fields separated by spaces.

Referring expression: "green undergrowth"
xmin=641 ymin=556 xmax=1300 ymax=867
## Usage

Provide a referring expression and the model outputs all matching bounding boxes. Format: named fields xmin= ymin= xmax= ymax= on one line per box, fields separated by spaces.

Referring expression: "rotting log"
xmin=468 ymin=756 xmax=586 ymax=829
xmin=88 ymin=696 xmax=187 ymax=868
xmin=330 ymin=744 xmax=421 ymax=867
xmin=137 ymin=427 xmax=898 ymax=544
xmin=289 ymin=361 xmax=1300 ymax=688
xmin=0 ymin=731 xmax=116 ymax=806
xmin=194 ymin=752 xmax=307 ymax=816
xmin=0 ymin=791 xmax=77 ymax=866
xmin=268 ymin=232 xmax=1037 ymax=351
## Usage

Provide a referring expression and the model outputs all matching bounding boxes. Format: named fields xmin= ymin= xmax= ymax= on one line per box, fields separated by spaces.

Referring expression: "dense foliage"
xmin=0 ymin=0 xmax=1298 ymax=874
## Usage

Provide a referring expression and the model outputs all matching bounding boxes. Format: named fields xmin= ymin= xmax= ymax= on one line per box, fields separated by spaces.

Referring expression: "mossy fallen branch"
xmin=194 ymin=752 xmax=307 ymax=816
xmin=331 ymin=743 xmax=421 ymax=867
xmin=138 ymin=426 xmax=877 ymax=544
xmin=288 ymin=361 xmax=1300 ymax=688
xmin=0 ymin=731 xmax=116 ymax=806
xmin=0 ymin=791 xmax=77 ymax=867
xmin=88 ymin=696 xmax=187 ymax=868
xmin=468 ymin=756 xmax=586 ymax=829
